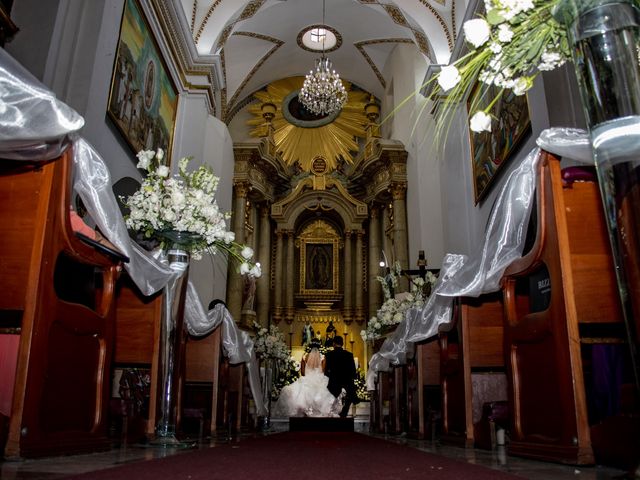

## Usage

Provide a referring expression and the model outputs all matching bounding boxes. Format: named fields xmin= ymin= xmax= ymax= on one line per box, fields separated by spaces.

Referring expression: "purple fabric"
xmin=591 ymin=344 xmax=624 ymax=421
xmin=561 ymin=166 xmax=596 ymax=184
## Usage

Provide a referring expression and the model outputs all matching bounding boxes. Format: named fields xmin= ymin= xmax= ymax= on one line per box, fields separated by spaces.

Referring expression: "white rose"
xmin=136 ymin=150 xmax=154 ymax=170
xmin=156 ymin=148 xmax=164 ymax=161
xmin=497 ymin=24 xmax=514 ymax=43
xmin=437 ymin=65 xmax=461 ymax=92
xmin=250 ymin=263 xmax=262 ymax=278
xmin=157 ymin=165 xmax=170 ymax=177
xmin=464 ymin=18 xmax=491 ymax=48
xmin=241 ymin=246 xmax=254 ymax=260
xmin=223 ymin=231 xmax=235 ymax=243
xmin=469 ymin=111 xmax=492 ymax=133
xmin=239 ymin=262 xmax=251 ymax=275
xmin=512 ymin=77 xmax=531 ymax=96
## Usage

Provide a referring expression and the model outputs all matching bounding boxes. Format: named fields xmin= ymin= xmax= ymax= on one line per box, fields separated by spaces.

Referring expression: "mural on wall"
xmin=108 ymin=0 xmax=177 ymax=164
xmin=468 ymin=83 xmax=531 ymax=204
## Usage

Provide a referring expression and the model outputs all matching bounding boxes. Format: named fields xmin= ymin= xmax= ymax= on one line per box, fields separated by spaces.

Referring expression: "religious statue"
xmin=302 ymin=322 xmax=314 ymax=345
xmin=325 ymin=320 xmax=336 ymax=347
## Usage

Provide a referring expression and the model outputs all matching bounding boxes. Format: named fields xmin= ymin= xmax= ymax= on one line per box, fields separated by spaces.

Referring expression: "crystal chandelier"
xmin=299 ymin=0 xmax=347 ymax=115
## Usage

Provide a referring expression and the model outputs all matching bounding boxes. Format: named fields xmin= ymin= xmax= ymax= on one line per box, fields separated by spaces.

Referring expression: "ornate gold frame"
xmin=298 ymin=220 xmax=340 ymax=296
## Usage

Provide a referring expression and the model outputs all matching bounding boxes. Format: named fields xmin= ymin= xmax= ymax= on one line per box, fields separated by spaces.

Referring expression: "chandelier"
xmin=299 ymin=0 xmax=347 ymax=115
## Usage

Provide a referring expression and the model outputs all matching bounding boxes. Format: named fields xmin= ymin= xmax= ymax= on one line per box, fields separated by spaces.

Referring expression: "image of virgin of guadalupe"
xmin=308 ymin=245 xmax=331 ymax=289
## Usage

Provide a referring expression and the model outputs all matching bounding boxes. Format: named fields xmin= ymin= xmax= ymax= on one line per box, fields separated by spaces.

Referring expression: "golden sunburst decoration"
xmin=247 ymin=77 xmax=369 ymax=172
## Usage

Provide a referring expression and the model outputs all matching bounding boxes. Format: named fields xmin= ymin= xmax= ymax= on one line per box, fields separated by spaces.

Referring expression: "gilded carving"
xmin=390 ymin=182 xmax=407 ymax=200
xmin=234 ymin=181 xmax=251 ymax=198
xmin=248 ymin=77 xmax=369 ymax=172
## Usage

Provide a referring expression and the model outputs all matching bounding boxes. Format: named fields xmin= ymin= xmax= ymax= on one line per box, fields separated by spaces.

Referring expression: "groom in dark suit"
xmin=324 ymin=335 xmax=357 ymax=417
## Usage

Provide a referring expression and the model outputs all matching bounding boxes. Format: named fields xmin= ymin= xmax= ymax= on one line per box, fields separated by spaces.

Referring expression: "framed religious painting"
xmin=298 ymin=219 xmax=340 ymax=296
xmin=468 ymin=82 xmax=531 ymax=204
xmin=108 ymin=0 xmax=178 ymax=165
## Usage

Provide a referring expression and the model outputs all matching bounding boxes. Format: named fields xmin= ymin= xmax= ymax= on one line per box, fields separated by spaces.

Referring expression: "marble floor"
xmin=0 ymin=419 xmax=635 ymax=480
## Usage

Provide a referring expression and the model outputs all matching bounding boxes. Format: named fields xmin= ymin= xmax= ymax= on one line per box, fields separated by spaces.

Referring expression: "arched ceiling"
xmin=154 ymin=0 xmax=462 ymax=119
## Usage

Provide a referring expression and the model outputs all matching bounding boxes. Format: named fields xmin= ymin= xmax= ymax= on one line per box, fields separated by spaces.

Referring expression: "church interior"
xmin=0 ymin=0 xmax=639 ymax=478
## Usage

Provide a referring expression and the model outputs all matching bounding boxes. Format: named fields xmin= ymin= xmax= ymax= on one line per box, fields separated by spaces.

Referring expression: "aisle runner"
xmin=64 ymin=432 xmax=519 ymax=480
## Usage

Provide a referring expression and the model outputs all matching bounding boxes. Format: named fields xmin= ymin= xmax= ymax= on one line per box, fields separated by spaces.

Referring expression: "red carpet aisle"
xmin=63 ymin=431 xmax=520 ymax=480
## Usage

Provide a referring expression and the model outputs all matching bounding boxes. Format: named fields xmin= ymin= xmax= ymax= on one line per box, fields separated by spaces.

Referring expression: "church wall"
xmin=439 ymin=74 xmax=550 ymax=257
xmin=381 ymin=43 xmax=445 ymax=270
xmin=5 ymin=0 xmax=60 ymax=82
xmin=5 ymin=0 xmax=235 ymax=305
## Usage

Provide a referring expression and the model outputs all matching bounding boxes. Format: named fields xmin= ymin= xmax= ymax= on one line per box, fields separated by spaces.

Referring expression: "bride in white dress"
xmin=274 ymin=344 xmax=341 ymax=417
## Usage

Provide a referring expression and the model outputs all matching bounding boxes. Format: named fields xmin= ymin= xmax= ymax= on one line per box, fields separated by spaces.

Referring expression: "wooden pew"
xmin=370 ymin=338 xmax=440 ymax=437
xmin=412 ymin=338 xmax=441 ymax=439
xmin=501 ymin=151 xmax=628 ymax=465
xmin=439 ymin=292 xmax=506 ymax=448
xmin=112 ymin=274 xmax=162 ymax=440
xmin=0 ymin=149 xmax=121 ymax=458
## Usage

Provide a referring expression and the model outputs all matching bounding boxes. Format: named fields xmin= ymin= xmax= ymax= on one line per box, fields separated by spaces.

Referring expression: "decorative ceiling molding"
xmin=417 ymin=0 xmax=454 ymax=51
xmin=222 ymin=31 xmax=285 ymax=123
xmin=150 ymin=0 xmax=220 ymax=116
xmin=194 ymin=0 xmax=223 ymax=44
xmin=296 ymin=24 xmax=343 ymax=53
xmin=451 ymin=0 xmax=458 ymax=41
xmin=354 ymin=38 xmax=415 ymax=88
xmin=212 ymin=0 xmax=267 ymax=53
xmin=357 ymin=0 xmax=443 ymax=60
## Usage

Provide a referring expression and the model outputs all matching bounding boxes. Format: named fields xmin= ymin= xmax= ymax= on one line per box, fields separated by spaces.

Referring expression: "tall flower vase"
xmin=150 ymin=232 xmax=193 ymax=447
xmin=555 ymin=0 xmax=640 ymax=399
xmin=261 ymin=358 xmax=275 ymax=429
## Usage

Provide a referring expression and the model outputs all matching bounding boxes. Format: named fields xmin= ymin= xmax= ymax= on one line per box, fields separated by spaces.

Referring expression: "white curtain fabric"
xmin=366 ymin=128 xmax=593 ymax=389
xmin=0 ymin=48 xmax=267 ymax=416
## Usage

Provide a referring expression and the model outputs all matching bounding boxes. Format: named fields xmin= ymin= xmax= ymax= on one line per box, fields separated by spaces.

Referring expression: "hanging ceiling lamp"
xmin=299 ymin=0 xmax=347 ymax=116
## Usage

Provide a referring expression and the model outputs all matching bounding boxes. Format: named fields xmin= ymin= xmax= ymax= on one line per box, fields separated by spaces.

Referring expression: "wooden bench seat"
xmin=0 ymin=149 xmax=121 ymax=458
xmin=501 ymin=151 xmax=633 ymax=465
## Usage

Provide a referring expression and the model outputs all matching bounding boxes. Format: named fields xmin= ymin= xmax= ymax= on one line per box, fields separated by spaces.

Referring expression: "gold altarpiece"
xmin=227 ymin=77 xmax=410 ymax=368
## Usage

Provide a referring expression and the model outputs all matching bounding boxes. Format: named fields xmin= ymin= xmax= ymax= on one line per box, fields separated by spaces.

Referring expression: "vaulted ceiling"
xmin=152 ymin=0 xmax=462 ymax=120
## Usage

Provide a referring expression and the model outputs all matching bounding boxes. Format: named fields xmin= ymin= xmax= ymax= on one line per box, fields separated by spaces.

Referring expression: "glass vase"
xmin=554 ymin=0 xmax=640 ymax=396
xmin=151 ymin=231 xmax=192 ymax=446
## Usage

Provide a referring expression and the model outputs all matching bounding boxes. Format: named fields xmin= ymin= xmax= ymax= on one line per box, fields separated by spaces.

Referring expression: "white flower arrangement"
xmin=252 ymin=322 xmax=291 ymax=362
xmin=361 ymin=266 xmax=437 ymax=342
xmin=123 ymin=149 xmax=260 ymax=276
xmin=429 ymin=0 xmax=571 ymax=136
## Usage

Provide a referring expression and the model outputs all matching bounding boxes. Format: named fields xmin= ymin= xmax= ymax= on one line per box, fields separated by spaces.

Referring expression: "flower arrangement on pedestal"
xmin=123 ymin=148 xmax=261 ymax=274
xmin=429 ymin=0 xmax=571 ymax=137
xmin=271 ymin=356 xmax=300 ymax=400
xmin=354 ymin=368 xmax=370 ymax=402
xmin=252 ymin=322 xmax=291 ymax=362
xmin=361 ymin=263 xmax=437 ymax=342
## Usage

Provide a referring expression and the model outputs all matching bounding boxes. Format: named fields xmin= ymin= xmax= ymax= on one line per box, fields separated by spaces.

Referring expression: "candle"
xmin=350 ymin=332 xmax=354 ymax=342
xmin=289 ymin=322 xmax=294 ymax=334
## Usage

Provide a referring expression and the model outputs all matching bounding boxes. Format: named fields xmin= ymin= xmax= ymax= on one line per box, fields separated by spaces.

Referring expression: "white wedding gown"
xmin=273 ymin=351 xmax=341 ymax=417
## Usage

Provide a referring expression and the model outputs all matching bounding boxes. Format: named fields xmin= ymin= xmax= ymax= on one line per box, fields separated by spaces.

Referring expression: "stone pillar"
xmin=368 ymin=205 xmax=382 ymax=318
xmin=273 ymin=229 xmax=284 ymax=324
xmin=343 ymin=230 xmax=353 ymax=323
xmin=285 ymin=230 xmax=296 ymax=323
xmin=354 ymin=229 xmax=365 ymax=324
xmin=255 ymin=204 xmax=271 ymax=327
xmin=227 ymin=181 xmax=249 ymax=323
xmin=391 ymin=182 xmax=409 ymax=292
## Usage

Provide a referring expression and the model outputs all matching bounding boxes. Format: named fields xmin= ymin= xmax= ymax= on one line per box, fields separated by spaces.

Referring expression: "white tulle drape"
xmin=366 ymin=128 xmax=594 ymax=389
xmin=0 ymin=48 xmax=267 ymax=416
